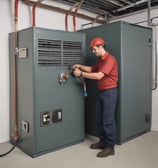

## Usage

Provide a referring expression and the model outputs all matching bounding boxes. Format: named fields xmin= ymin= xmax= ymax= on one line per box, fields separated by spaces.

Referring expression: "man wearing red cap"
xmin=73 ymin=37 xmax=118 ymax=157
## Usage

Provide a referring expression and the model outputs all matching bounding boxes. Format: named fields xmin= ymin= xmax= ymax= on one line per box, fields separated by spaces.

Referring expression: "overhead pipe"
xmin=65 ymin=0 xmax=84 ymax=32
xmin=151 ymin=16 xmax=158 ymax=26
xmin=147 ymin=0 xmax=152 ymax=27
xmin=73 ymin=0 xmax=84 ymax=32
xmin=72 ymin=5 xmax=79 ymax=31
xmin=21 ymin=0 xmax=106 ymax=24
xmin=66 ymin=0 xmax=104 ymax=31
xmin=32 ymin=3 xmax=36 ymax=26
xmin=113 ymin=0 xmax=148 ymax=12
xmin=32 ymin=0 xmax=44 ymax=26
xmin=81 ymin=12 xmax=107 ymax=29
xmin=92 ymin=13 xmax=108 ymax=26
xmin=65 ymin=3 xmax=79 ymax=31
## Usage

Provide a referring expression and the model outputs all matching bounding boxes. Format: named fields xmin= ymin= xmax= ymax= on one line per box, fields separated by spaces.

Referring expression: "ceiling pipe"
xmin=110 ymin=4 xmax=158 ymax=22
xmin=21 ymin=0 xmax=106 ymax=24
xmin=92 ymin=12 xmax=108 ymax=25
xmin=147 ymin=0 xmax=152 ymax=27
xmin=32 ymin=0 xmax=44 ymax=26
xmin=73 ymin=0 xmax=84 ymax=32
xmin=65 ymin=2 xmax=79 ymax=32
xmin=113 ymin=0 xmax=148 ymax=12
xmin=32 ymin=3 xmax=36 ymax=26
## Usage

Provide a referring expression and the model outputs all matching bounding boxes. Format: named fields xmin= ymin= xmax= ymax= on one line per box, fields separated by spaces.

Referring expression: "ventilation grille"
xmin=38 ymin=39 xmax=83 ymax=67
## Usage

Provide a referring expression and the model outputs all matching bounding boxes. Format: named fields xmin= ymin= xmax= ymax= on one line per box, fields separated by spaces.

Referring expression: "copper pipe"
xmin=92 ymin=13 xmax=106 ymax=26
xmin=21 ymin=0 xmax=106 ymax=24
xmin=32 ymin=0 xmax=44 ymax=26
xmin=73 ymin=0 xmax=84 ymax=32
xmin=13 ymin=0 xmax=19 ymax=140
xmin=65 ymin=12 xmax=68 ymax=31
xmin=32 ymin=4 xmax=36 ymax=26
xmin=65 ymin=2 xmax=79 ymax=31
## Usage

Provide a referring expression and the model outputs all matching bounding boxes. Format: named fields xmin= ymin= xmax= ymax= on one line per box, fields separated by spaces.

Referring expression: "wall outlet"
xmin=22 ymin=120 xmax=29 ymax=133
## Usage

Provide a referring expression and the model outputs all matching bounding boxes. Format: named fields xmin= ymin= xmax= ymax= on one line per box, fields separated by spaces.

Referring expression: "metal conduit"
xmin=21 ymin=0 xmax=106 ymax=24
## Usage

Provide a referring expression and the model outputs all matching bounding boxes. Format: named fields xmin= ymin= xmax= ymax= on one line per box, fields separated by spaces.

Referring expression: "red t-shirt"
xmin=91 ymin=52 xmax=118 ymax=90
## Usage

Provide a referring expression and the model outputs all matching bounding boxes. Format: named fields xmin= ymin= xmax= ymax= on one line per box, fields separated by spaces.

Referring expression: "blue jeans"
xmin=96 ymin=88 xmax=118 ymax=147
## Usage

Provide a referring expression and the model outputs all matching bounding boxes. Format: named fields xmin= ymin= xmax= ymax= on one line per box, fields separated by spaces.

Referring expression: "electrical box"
xmin=9 ymin=27 xmax=85 ymax=157
xmin=79 ymin=21 xmax=152 ymax=144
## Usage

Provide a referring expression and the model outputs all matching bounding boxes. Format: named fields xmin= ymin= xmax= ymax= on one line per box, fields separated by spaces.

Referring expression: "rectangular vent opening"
xmin=38 ymin=39 xmax=62 ymax=67
xmin=38 ymin=39 xmax=83 ymax=67
xmin=63 ymin=41 xmax=83 ymax=67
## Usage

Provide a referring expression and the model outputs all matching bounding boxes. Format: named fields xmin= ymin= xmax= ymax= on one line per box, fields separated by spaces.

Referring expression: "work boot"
xmin=97 ymin=147 xmax=114 ymax=157
xmin=90 ymin=141 xmax=106 ymax=149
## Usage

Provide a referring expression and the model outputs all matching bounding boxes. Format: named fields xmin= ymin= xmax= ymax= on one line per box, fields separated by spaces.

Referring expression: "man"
xmin=72 ymin=37 xmax=118 ymax=157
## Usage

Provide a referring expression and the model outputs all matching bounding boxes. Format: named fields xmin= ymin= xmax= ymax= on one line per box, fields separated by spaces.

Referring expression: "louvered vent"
xmin=63 ymin=41 xmax=83 ymax=67
xmin=38 ymin=39 xmax=62 ymax=67
xmin=38 ymin=39 xmax=83 ymax=67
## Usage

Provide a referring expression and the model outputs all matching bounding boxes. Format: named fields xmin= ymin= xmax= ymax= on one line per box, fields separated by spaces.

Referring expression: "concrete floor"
xmin=0 ymin=131 xmax=158 ymax=168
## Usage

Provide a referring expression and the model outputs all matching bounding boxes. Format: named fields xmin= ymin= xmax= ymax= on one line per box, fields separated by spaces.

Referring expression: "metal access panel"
xmin=9 ymin=27 xmax=85 ymax=157
xmin=79 ymin=21 xmax=152 ymax=144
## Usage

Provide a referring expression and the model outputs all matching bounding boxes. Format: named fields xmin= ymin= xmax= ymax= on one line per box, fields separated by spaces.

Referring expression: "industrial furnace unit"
xmin=9 ymin=27 xmax=85 ymax=157
xmin=79 ymin=21 xmax=152 ymax=144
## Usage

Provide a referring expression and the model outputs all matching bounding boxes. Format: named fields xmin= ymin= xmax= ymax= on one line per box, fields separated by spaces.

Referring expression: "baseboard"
xmin=151 ymin=126 xmax=158 ymax=131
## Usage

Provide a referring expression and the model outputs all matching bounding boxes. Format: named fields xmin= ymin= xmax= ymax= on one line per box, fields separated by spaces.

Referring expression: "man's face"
xmin=91 ymin=45 xmax=101 ymax=57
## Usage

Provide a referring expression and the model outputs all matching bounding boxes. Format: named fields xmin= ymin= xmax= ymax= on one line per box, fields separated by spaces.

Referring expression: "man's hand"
xmin=72 ymin=64 xmax=81 ymax=69
xmin=73 ymin=68 xmax=82 ymax=77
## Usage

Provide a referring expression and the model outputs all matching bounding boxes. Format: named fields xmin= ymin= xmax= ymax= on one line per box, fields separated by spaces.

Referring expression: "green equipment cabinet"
xmin=79 ymin=21 xmax=152 ymax=144
xmin=9 ymin=27 xmax=85 ymax=157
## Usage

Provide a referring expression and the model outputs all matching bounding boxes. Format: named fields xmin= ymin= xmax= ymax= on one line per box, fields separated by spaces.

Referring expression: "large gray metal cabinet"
xmin=9 ymin=27 xmax=85 ymax=157
xmin=79 ymin=21 xmax=152 ymax=144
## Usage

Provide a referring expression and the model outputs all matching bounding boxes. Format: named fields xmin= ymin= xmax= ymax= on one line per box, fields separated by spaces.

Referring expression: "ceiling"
xmin=53 ymin=0 xmax=158 ymax=19
xmin=22 ymin=0 xmax=158 ymax=23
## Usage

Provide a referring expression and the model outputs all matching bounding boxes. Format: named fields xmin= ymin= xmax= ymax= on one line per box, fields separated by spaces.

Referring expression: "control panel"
xmin=41 ymin=109 xmax=62 ymax=126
